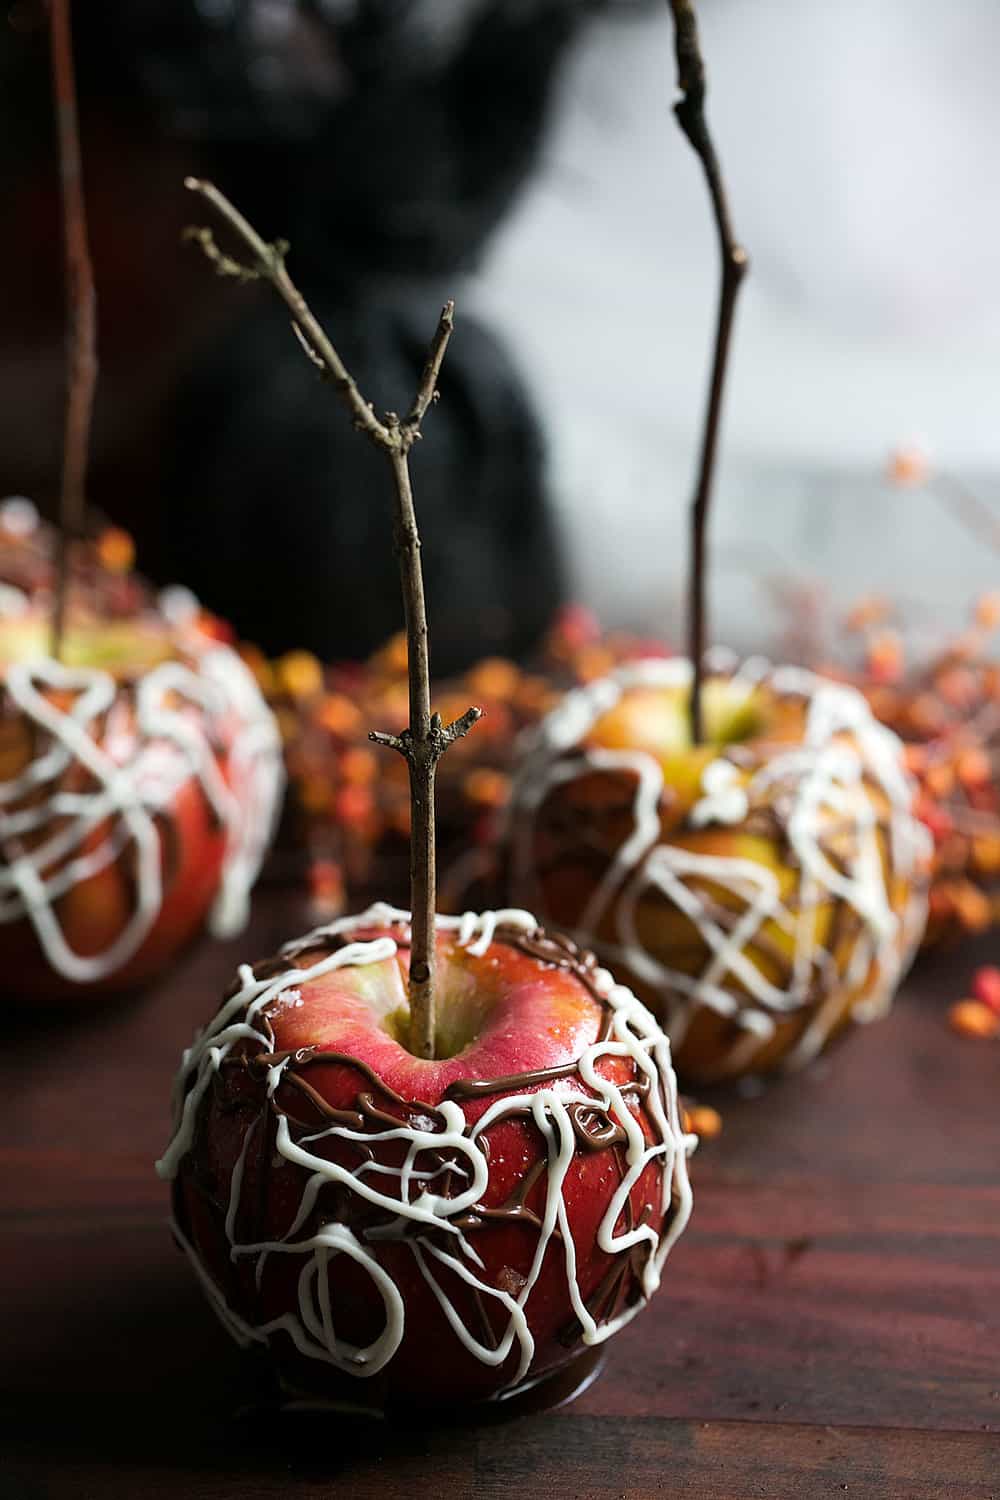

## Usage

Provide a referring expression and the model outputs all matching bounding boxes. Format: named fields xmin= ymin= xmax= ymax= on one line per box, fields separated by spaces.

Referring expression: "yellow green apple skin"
xmin=506 ymin=659 xmax=931 ymax=1084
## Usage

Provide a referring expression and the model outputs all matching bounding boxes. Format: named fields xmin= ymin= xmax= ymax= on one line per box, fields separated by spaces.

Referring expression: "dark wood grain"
xmin=3 ymin=892 xmax=998 ymax=1497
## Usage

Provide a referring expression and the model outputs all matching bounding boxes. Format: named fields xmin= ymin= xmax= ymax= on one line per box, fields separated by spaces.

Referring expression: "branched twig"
xmin=668 ymin=0 xmax=748 ymax=742
xmin=185 ymin=178 xmax=388 ymax=445
xmin=49 ymin=0 xmax=98 ymax=659
xmin=185 ymin=178 xmax=479 ymax=1059
xmin=181 ymin=225 xmax=264 ymax=284
xmin=369 ymin=707 xmax=483 ymax=759
xmin=406 ymin=304 xmax=455 ymax=429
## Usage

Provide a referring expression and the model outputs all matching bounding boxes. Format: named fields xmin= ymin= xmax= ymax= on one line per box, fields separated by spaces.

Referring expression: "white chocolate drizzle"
xmin=0 ymin=640 xmax=284 ymax=984
xmin=506 ymin=657 xmax=931 ymax=1075
xmin=157 ymin=904 xmax=694 ymax=1389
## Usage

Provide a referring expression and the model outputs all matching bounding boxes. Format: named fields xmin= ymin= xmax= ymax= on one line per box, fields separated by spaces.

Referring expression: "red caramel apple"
xmin=506 ymin=656 xmax=932 ymax=1083
xmin=0 ymin=609 xmax=283 ymax=1001
xmin=157 ymin=905 xmax=693 ymax=1410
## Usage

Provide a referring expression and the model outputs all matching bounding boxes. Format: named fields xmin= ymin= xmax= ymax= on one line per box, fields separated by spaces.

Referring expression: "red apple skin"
xmin=170 ymin=920 xmax=688 ymax=1409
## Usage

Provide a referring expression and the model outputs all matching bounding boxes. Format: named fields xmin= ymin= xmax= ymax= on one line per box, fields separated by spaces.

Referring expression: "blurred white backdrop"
xmin=471 ymin=0 xmax=1000 ymax=650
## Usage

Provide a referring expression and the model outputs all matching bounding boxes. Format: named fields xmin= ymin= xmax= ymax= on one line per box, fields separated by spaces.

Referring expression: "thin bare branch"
xmin=668 ymin=0 xmax=748 ymax=743
xmin=405 ymin=302 xmax=455 ymax=430
xmin=186 ymin=177 xmax=477 ymax=1059
xmin=368 ymin=730 xmax=408 ymax=755
xmin=182 ymin=225 xmax=261 ymax=283
xmin=439 ymin=705 xmax=483 ymax=746
xmin=184 ymin=177 xmax=389 ymax=446
xmin=49 ymin=0 xmax=98 ymax=660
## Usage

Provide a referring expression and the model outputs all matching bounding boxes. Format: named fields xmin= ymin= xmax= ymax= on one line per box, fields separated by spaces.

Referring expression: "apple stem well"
xmin=183 ymin=177 xmax=481 ymax=1061
xmin=49 ymin=0 xmax=98 ymax=661
xmin=668 ymin=0 xmax=748 ymax=744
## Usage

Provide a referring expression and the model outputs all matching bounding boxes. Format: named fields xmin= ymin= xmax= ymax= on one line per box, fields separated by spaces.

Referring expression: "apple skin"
xmin=0 ymin=629 xmax=283 ymax=1004
xmin=162 ymin=908 xmax=693 ymax=1410
xmin=505 ymin=660 xmax=931 ymax=1084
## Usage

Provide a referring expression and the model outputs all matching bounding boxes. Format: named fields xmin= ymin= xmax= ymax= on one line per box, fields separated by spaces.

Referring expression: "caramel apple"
xmin=505 ymin=656 xmax=931 ymax=1082
xmin=157 ymin=904 xmax=693 ymax=1409
xmin=159 ymin=177 xmax=699 ymax=1413
xmin=0 ymin=607 xmax=283 ymax=1000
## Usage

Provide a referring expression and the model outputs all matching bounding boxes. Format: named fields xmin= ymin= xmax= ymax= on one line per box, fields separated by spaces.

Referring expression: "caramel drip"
xmin=444 ymin=1061 xmax=581 ymax=1101
xmin=452 ymin=1154 xmax=557 ymax=1239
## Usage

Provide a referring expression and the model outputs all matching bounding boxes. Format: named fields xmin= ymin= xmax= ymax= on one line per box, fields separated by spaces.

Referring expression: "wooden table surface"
xmin=3 ymin=888 xmax=998 ymax=1499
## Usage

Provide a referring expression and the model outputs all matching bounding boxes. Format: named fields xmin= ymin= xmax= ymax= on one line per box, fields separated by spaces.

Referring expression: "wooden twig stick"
xmin=668 ymin=0 xmax=748 ymax=742
xmin=184 ymin=178 xmax=479 ymax=1059
xmin=184 ymin=180 xmax=387 ymax=445
xmin=49 ymin=0 xmax=98 ymax=659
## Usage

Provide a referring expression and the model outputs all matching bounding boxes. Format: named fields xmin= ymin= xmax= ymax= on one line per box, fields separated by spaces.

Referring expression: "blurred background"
xmin=2 ymin=0 xmax=999 ymax=672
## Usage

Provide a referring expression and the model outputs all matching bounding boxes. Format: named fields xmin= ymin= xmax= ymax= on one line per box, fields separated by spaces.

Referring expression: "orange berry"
xmin=340 ymin=746 xmax=377 ymax=785
xmin=316 ymin=694 xmax=363 ymax=739
xmin=951 ymin=881 xmax=992 ymax=933
xmin=467 ymin=657 xmax=521 ymax=701
xmin=463 ymin=768 xmax=510 ymax=809
xmin=277 ymin=650 xmax=324 ymax=700
xmin=948 ymin=999 xmax=1000 ymax=1040
xmin=956 ymin=747 xmax=992 ymax=789
xmin=924 ymin=761 xmax=956 ymax=799
xmin=96 ymin=526 xmax=135 ymax=574
xmin=685 ymin=1105 xmax=723 ymax=1140
xmin=887 ymin=442 xmax=930 ymax=487
xmin=974 ymin=592 xmax=1000 ymax=631
xmin=971 ymin=836 xmax=1000 ymax=875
